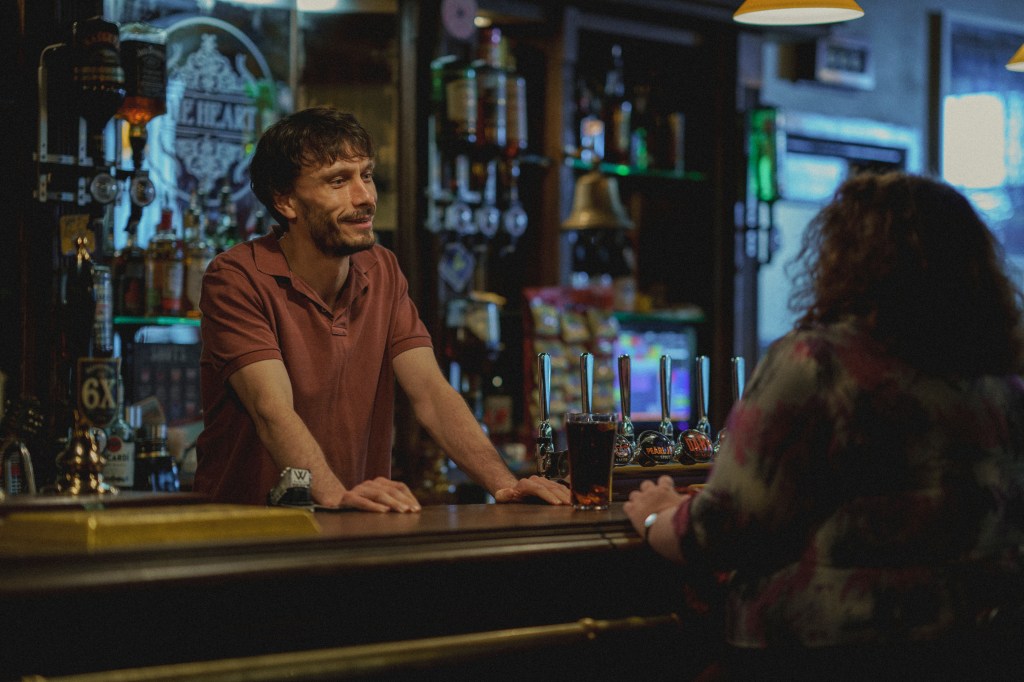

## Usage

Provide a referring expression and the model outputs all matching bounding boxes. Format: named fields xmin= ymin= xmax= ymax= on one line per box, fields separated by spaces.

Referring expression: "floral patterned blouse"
xmin=676 ymin=319 xmax=1024 ymax=648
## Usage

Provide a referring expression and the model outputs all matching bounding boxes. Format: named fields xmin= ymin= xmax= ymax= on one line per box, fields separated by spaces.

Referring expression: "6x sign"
xmin=77 ymin=357 xmax=120 ymax=428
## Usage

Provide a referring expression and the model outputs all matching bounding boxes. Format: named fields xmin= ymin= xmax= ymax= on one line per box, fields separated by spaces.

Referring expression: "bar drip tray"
xmin=0 ymin=504 xmax=321 ymax=554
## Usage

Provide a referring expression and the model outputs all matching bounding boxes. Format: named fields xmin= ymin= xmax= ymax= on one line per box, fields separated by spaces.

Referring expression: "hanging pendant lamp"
xmin=1007 ymin=43 xmax=1024 ymax=72
xmin=733 ymin=0 xmax=864 ymax=26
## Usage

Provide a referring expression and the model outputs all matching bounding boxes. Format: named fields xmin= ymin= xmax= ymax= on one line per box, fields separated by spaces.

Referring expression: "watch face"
xmin=645 ymin=512 xmax=659 ymax=528
xmin=442 ymin=0 xmax=477 ymax=40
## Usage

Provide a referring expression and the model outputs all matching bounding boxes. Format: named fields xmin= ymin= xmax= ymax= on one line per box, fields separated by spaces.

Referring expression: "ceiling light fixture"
xmin=733 ymin=0 xmax=865 ymax=26
xmin=1007 ymin=43 xmax=1024 ymax=72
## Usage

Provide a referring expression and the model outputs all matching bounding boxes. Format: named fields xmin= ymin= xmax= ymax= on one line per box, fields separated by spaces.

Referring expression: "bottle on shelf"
xmin=101 ymin=377 xmax=135 ymax=490
xmin=213 ymin=183 xmax=239 ymax=252
xmin=602 ymin=44 xmax=632 ymax=165
xmin=113 ymin=219 xmax=146 ymax=317
xmin=116 ymin=22 xmax=167 ymax=170
xmin=629 ymin=83 xmax=651 ymax=170
xmin=431 ymin=50 xmax=479 ymax=205
xmin=71 ymin=15 xmax=125 ymax=167
xmin=183 ymin=189 xmax=214 ymax=316
xmin=144 ymin=205 xmax=185 ymax=317
xmin=473 ymin=26 xmax=508 ymax=158
xmin=577 ymin=77 xmax=604 ymax=165
xmin=433 ymin=55 xmax=479 ymax=156
xmin=505 ymin=68 xmax=528 ymax=160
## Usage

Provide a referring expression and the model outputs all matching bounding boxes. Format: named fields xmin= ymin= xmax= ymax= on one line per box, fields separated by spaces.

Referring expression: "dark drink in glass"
xmin=566 ymin=412 xmax=617 ymax=510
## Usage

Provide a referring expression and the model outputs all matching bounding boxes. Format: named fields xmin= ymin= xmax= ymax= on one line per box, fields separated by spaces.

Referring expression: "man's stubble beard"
xmin=304 ymin=205 xmax=376 ymax=258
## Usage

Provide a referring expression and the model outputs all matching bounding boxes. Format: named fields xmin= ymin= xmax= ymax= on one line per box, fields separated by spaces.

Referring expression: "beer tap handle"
xmin=535 ymin=353 xmax=555 ymax=477
xmin=618 ymin=354 xmax=632 ymax=422
xmin=731 ymin=356 xmax=746 ymax=404
xmin=614 ymin=354 xmax=636 ymax=465
xmin=538 ymin=353 xmax=551 ymax=422
xmin=696 ymin=355 xmax=711 ymax=435
xmin=580 ymin=352 xmax=594 ymax=414
xmin=658 ymin=354 xmax=674 ymax=438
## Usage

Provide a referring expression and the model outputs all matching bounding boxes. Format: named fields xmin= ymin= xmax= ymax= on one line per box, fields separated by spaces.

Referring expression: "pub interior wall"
xmin=757 ymin=0 xmax=1024 ymax=173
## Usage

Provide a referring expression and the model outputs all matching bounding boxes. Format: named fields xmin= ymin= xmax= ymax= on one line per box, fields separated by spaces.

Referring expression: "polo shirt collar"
xmin=251 ymin=233 xmax=381 ymax=283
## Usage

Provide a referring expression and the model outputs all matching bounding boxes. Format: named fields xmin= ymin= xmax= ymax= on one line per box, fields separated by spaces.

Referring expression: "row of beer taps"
xmin=535 ymin=351 xmax=745 ymax=477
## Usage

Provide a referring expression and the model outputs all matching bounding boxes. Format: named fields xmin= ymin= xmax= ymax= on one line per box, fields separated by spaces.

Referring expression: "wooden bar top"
xmin=0 ymin=501 xmax=700 ymax=679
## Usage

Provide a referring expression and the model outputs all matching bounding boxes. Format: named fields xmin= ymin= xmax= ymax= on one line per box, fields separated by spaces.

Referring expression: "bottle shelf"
xmin=566 ymin=158 xmax=705 ymax=182
xmin=114 ymin=315 xmax=200 ymax=327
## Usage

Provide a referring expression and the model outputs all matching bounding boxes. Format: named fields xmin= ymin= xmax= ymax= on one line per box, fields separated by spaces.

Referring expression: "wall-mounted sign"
xmin=148 ymin=15 xmax=281 ymax=210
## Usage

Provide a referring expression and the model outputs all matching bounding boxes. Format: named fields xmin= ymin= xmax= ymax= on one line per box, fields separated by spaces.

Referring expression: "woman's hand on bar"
xmin=624 ymin=475 xmax=687 ymax=563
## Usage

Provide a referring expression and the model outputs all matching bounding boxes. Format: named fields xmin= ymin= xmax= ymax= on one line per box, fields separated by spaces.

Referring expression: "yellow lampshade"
xmin=733 ymin=0 xmax=864 ymax=26
xmin=1007 ymin=43 xmax=1024 ymax=72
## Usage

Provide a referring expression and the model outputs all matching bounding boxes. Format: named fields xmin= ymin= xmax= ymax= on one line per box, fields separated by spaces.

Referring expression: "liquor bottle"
xmin=183 ymin=189 xmax=214 ymax=316
xmin=71 ymin=16 xmax=125 ymax=166
xmin=213 ymin=184 xmax=239 ymax=252
xmin=101 ymin=377 xmax=134 ymax=489
xmin=113 ymin=219 xmax=146 ymax=316
xmin=505 ymin=70 xmax=528 ymax=159
xmin=577 ymin=77 xmax=604 ymax=164
xmin=116 ymin=22 xmax=167 ymax=169
xmin=134 ymin=422 xmax=179 ymax=493
xmin=116 ymin=23 xmax=167 ymax=129
xmin=474 ymin=27 xmax=508 ymax=157
xmin=432 ymin=55 xmax=478 ymax=155
xmin=629 ymin=84 xmax=651 ymax=170
xmin=144 ymin=206 xmax=185 ymax=317
xmin=602 ymin=44 xmax=632 ymax=165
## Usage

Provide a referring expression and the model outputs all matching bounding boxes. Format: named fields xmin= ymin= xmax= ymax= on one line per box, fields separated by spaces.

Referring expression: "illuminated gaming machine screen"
xmin=612 ymin=317 xmax=696 ymax=428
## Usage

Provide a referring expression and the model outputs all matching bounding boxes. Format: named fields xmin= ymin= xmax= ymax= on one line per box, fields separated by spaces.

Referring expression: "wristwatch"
xmin=643 ymin=511 xmax=659 ymax=543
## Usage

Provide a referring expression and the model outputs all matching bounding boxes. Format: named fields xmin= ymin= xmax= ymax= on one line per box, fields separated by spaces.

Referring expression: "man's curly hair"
xmin=789 ymin=171 xmax=1024 ymax=377
xmin=249 ymin=107 xmax=375 ymax=235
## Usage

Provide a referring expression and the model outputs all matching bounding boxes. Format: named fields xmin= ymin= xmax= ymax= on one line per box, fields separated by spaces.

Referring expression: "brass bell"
xmin=562 ymin=170 xmax=634 ymax=230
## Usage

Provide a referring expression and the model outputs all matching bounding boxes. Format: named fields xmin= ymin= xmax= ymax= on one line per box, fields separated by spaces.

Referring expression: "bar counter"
xmin=0 ymin=499 xmax=713 ymax=680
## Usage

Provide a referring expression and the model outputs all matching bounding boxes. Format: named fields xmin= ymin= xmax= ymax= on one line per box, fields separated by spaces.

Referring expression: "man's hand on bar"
xmin=330 ymin=477 xmax=423 ymax=513
xmin=493 ymin=475 xmax=572 ymax=505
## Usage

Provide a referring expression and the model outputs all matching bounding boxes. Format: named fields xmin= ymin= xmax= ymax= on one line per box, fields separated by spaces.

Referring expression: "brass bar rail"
xmin=23 ymin=613 xmax=681 ymax=682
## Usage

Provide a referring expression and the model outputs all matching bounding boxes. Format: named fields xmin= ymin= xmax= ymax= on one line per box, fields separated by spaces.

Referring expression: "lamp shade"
xmin=733 ymin=0 xmax=864 ymax=26
xmin=1008 ymin=43 xmax=1024 ymax=72
xmin=562 ymin=171 xmax=634 ymax=230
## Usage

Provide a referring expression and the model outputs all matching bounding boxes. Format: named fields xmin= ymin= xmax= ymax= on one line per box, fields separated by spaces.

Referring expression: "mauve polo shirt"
xmin=193 ymin=235 xmax=432 ymax=505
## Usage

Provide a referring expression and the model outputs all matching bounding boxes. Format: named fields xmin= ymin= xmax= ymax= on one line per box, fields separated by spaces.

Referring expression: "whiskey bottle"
xmin=116 ymin=23 xmax=167 ymax=128
xmin=144 ymin=207 xmax=185 ymax=316
xmin=101 ymin=377 xmax=135 ymax=489
xmin=183 ymin=189 xmax=214 ymax=316
xmin=116 ymin=22 xmax=167 ymax=169
xmin=71 ymin=16 xmax=125 ymax=165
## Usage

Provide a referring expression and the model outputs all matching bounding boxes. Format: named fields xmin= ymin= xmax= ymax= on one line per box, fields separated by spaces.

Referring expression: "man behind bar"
xmin=194 ymin=106 xmax=569 ymax=510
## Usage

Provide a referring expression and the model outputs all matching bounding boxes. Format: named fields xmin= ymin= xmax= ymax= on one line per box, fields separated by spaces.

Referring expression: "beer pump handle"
xmin=536 ymin=353 xmax=555 ymax=477
xmin=731 ymin=356 xmax=745 ymax=404
xmin=538 ymin=352 xmax=551 ymax=422
xmin=618 ymin=354 xmax=631 ymax=420
xmin=658 ymin=355 xmax=674 ymax=438
xmin=696 ymin=355 xmax=711 ymax=435
xmin=580 ymin=352 xmax=594 ymax=414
